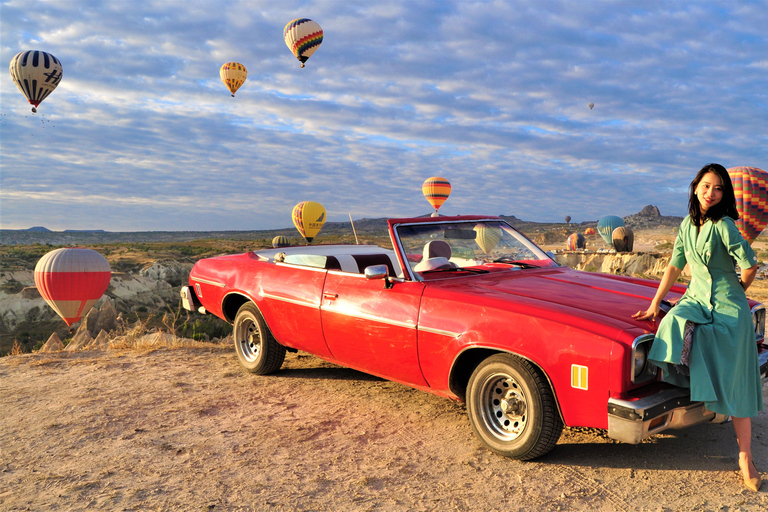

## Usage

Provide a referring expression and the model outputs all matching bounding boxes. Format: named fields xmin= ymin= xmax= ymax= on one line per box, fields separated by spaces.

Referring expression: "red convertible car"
xmin=181 ymin=215 xmax=768 ymax=460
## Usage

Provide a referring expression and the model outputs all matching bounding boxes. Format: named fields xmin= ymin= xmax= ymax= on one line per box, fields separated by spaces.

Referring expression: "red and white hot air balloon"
xmin=34 ymin=248 xmax=112 ymax=326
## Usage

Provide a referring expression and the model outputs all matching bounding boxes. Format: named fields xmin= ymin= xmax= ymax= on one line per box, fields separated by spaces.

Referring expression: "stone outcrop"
xmin=623 ymin=205 xmax=683 ymax=230
xmin=39 ymin=332 xmax=64 ymax=352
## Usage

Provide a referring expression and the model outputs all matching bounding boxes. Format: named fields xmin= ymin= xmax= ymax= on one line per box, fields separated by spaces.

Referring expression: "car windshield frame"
xmin=392 ymin=217 xmax=558 ymax=282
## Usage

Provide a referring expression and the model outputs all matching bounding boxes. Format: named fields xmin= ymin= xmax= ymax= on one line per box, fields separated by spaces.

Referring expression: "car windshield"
xmin=395 ymin=219 xmax=557 ymax=278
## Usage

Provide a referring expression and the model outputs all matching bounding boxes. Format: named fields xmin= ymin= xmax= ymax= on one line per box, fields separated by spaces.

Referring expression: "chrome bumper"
xmin=760 ymin=344 xmax=768 ymax=380
xmin=607 ymin=387 xmax=728 ymax=444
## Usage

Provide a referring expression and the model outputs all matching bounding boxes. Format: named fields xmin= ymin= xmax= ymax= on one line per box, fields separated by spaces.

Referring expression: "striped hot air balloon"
xmin=284 ymin=18 xmax=323 ymax=68
xmin=272 ymin=235 xmax=290 ymax=248
xmin=292 ymin=201 xmax=326 ymax=243
xmin=9 ymin=50 xmax=63 ymax=113
xmin=34 ymin=248 xmax=111 ymax=327
xmin=422 ymin=177 xmax=452 ymax=215
xmin=727 ymin=166 xmax=768 ymax=244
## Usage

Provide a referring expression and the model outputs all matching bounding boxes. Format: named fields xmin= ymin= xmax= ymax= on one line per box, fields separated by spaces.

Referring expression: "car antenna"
xmin=349 ymin=213 xmax=360 ymax=244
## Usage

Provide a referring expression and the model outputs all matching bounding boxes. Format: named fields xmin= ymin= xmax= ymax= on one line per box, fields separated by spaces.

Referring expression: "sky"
xmin=1 ymin=0 xmax=767 ymax=232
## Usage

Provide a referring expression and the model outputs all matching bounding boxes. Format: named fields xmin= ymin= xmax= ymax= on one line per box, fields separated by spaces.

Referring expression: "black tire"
xmin=466 ymin=353 xmax=563 ymax=460
xmin=233 ymin=303 xmax=286 ymax=374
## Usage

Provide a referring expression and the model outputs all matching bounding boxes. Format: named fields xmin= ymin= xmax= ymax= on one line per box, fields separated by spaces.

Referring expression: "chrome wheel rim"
xmin=479 ymin=371 xmax=528 ymax=441
xmin=238 ymin=317 xmax=261 ymax=363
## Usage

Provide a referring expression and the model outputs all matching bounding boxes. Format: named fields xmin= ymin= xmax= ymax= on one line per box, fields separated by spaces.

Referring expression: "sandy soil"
xmin=1 ymin=342 xmax=767 ymax=511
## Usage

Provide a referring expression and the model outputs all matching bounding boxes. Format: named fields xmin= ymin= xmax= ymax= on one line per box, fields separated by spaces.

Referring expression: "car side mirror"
xmin=364 ymin=264 xmax=389 ymax=280
xmin=364 ymin=264 xmax=394 ymax=288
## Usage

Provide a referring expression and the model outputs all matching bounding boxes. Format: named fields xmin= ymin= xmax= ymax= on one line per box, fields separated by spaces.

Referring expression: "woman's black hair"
xmin=689 ymin=163 xmax=739 ymax=225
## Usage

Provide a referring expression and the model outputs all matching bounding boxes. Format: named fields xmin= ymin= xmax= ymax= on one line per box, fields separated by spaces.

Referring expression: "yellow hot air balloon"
xmin=9 ymin=50 xmax=63 ymax=113
xmin=220 ymin=62 xmax=247 ymax=97
xmin=422 ymin=177 xmax=451 ymax=215
xmin=474 ymin=224 xmax=502 ymax=254
xmin=292 ymin=201 xmax=326 ymax=243
xmin=283 ymin=18 xmax=323 ymax=68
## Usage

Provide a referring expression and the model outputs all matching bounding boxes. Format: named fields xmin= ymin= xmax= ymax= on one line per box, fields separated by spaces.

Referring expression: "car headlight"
xmin=631 ymin=334 xmax=656 ymax=384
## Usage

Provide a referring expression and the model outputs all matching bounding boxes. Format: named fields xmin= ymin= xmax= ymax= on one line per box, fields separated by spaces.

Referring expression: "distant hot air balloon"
xmin=34 ymin=248 xmax=111 ymax=327
xmin=588 ymin=103 xmax=595 ymax=110
xmin=292 ymin=201 xmax=326 ymax=243
xmin=566 ymin=233 xmax=586 ymax=251
xmin=564 ymin=215 xmax=572 ymax=224
xmin=9 ymin=50 xmax=63 ymax=113
xmin=727 ymin=166 xmax=768 ymax=244
xmin=272 ymin=235 xmax=290 ymax=248
xmin=284 ymin=18 xmax=323 ymax=68
xmin=220 ymin=62 xmax=247 ymax=97
xmin=612 ymin=226 xmax=634 ymax=252
xmin=474 ymin=224 xmax=502 ymax=254
xmin=422 ymin=177 xmax=452 ymax=215
xmin=584 ymin=227 xmax=597 ymax=236
xmin=597 ymin=215 xmax=624 ymax=245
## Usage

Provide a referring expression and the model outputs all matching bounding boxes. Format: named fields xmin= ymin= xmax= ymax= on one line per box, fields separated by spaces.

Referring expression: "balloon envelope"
xmin=284 ymin=18 xmax=323 ymax=67
xmin=34 ymin=248 xmax=111 ymax=327
xmin=612 ymin=226 xmax=634 ymax=252
xmin=727 ymin=166 xmax=768 ymax=244
xmin=292 ymin=201 xmax=326 ymax=243
xmin=9 ymin=50 xmax=63 ymax=112
xmin=588 ymin=103 xmax=594 ymax=109
xmin=584 ymin=227 xmax=596 ymax=236
xmin=220 ymin=62 xmax=247 ymax=96
xmin=566 ymin=233 xmax=586 ymax=251
xmin=597 ymin=215 xmax=624 ymax=245
xmin=272 ymin=235 xmax=290 ymax=248
xmin=422 ymin=177 xmax=452 ymax=212
xmin=564 ymin=215 xmax=571 ymax=224
xmin=474 ymin=224 xmax=502 ymax=253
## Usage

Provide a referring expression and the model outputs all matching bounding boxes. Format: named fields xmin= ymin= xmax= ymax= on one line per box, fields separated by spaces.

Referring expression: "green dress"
xmin=649 ymin=215 xmax=763 ymax=418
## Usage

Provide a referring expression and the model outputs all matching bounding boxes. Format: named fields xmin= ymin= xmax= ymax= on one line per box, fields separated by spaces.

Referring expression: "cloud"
xmin=1 ymin=0 xmax=767 ymax=231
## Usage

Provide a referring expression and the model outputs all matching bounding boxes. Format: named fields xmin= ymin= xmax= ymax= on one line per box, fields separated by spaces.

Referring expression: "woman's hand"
xmin=632 ymin=303 xmax=660 ymax=321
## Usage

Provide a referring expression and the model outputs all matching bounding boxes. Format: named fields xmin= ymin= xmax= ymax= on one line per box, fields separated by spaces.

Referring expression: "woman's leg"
xmin=733 ymin=417 xmax=760 ymax=486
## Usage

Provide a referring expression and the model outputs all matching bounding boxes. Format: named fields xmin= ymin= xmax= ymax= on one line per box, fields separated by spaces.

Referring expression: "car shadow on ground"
xmin=541 ymin=422 xmax=746 ymax=472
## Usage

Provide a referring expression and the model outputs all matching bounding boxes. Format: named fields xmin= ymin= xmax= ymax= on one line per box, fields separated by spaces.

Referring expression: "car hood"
xmin=439 ymin=267 xmax=676 ymax=332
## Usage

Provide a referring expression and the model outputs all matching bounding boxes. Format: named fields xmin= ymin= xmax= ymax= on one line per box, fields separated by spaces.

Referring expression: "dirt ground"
xmin=1 ymin=342 xmax=767 ymax=512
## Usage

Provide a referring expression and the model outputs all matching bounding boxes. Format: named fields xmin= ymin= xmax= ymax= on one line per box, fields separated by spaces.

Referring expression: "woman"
xmin=633 ymin=163 xmax=763 ymax=492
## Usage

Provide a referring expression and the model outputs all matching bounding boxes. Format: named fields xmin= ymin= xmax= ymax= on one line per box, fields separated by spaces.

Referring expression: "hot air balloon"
xmin=588 ymin=103 xmax=594 ymax=110
xmin=272 ymin=235 xmax=290 ymax=248
xmin=34 ymin=248 xmax=111 ymax=327
xmin=422 ymin=177 xmax=451 ymax=215
xmin=474 ymin=224 xmax=502 ymax=254
xmin=612 ymin=226 xmax=634 ymax=252
xmin=292 ymin=201 xmax=326 ymax=243
xmin=566 ymin=233 xmax=586 ymax=251
xmin=584 ymin=227 xmax=597 ymax=236
xmin=597 ymin=215 xmax=624 ymax=245
xmin=284 ymin=18 xmax=323 ymax=68
xmin=564 ymin=215 xmax=572 ymax=224
xmin=220 ymin=62 xmax=247 ymax=97
xmin=9 ymin=50 xmax=63 ymax=113
xmin=727 ymin=166 xmax=768 ymax=244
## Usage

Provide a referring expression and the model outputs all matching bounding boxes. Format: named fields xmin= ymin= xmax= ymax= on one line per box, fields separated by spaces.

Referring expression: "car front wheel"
xmin=233 ymin=303 xmax=286 ymax=374
xmin=466 ymin=353 xmax=563 ymax=460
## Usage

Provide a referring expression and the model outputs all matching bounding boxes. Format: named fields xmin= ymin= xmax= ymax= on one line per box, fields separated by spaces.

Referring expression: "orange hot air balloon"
xmin=422 ymin=177 xmax=451 ymax=214
xmin=584 ymin=227 xmax=596 ymax=236
xmin=34 ymin=248 xmax=111 ymax=326
xmin=727 ymin=166 xmax=768 ymax=244
xmin=292 ymin=201 xmax=326 ymax=243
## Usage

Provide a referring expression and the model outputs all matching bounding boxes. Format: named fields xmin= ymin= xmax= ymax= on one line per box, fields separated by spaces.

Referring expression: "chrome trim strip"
xmin=191 ymin=276 xmax=225 ymax=288
xmin=325 ymin=309 xmax=416 ymax=329
xmin=261 ymin=292 xmax=320 ymax=308
xmin=418 ymin=325 xmax=461 ymax=338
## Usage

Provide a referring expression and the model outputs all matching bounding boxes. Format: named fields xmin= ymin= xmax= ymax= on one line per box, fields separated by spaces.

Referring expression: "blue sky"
xmin=1 ymin=0 xmax=767 ymax=231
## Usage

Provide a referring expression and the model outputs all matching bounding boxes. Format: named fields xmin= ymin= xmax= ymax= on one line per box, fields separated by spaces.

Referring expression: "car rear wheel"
xmin=233 ymin=303 xmax=286 ymax=374
xmin=466 ymin=353 xmax=562 ymax=460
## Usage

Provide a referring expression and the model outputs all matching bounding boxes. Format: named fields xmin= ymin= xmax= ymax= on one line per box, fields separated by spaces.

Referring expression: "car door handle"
xmin=323 ymin=292 xmax=338 ymax=301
